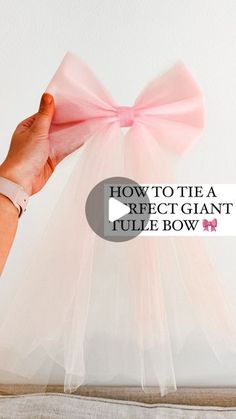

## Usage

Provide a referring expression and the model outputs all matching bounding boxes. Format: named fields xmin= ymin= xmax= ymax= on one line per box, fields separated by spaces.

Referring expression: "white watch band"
xmin=0 ymin=176 xmax=29 ymax=217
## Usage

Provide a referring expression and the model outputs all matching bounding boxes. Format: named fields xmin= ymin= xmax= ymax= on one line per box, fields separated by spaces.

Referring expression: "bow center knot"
xmin=117 ymin=106 xmax=134 ymax=128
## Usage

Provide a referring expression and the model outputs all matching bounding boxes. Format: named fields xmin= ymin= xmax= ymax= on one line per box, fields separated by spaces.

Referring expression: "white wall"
xmin=0 ymin=0 xmax=236 ymax=385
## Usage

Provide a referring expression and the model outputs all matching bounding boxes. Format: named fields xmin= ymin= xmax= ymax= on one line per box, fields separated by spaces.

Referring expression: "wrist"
xmin=0 ymin=161 xmax=32 ymax=195
xmin=0 ymin=193 xmax=19 ymax=218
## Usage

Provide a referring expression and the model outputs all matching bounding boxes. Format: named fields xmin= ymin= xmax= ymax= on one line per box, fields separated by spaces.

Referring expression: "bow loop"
xmin=133 ymin=61 xmax=205 ymax=154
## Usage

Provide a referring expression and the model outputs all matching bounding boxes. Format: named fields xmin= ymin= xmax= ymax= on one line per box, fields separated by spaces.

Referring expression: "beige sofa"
xmin=0 ymin=389 xmax=236 ymax=418
xmin=1 ymin=385 xmax=236 ymax=406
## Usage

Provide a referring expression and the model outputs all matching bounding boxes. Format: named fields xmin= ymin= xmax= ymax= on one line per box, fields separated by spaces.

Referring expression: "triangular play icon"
xmin=108 ymin=198 xmax=131 ymax=222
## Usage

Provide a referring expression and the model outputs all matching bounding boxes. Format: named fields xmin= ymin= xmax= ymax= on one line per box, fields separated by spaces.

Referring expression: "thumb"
xmin=31 ymin=93 xmax=54 ymax=135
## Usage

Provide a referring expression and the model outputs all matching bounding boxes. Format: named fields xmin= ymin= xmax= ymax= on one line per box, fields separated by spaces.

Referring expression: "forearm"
xmin=0 ymin=193 xmax=19 ymax=274
xmin=0 ymin=93 xmax=55 ymax=274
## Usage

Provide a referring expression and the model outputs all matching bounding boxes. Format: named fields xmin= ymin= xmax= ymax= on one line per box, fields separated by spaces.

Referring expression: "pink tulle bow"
xmin=46 ymin=52 xmax=205 ymax=163
xmin=203 ymin=218 xmax=217 ymax=232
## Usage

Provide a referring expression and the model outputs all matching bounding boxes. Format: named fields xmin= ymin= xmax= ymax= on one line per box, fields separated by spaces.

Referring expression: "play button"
xmin=85 ymin=177 xmax=150 ymax=242
xmin=108 ymin=198 xmax=131 ymax=222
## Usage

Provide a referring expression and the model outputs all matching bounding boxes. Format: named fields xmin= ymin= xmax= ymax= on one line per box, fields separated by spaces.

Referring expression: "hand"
xmin=0 ymin=93 xmax=57 ymax=196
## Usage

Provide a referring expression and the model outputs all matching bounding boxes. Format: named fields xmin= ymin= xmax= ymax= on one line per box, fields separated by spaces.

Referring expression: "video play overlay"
xmin=85 ymin=177 xmax=236 ymax=242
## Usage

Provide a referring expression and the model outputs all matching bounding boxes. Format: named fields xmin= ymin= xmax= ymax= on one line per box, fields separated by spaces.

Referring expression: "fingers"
xmin=31 ymin=93 xmax=54 ymax=135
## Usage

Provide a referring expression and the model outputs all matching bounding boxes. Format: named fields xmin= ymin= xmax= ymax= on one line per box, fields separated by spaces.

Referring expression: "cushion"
xmin=0 ymin=393 xmax=236 ymax=419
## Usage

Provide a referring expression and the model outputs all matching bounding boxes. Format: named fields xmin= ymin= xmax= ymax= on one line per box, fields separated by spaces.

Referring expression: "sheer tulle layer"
xmin=0 ymin=53 xmax=236 ymax=396
xmin=0 ymin=124 xmax=236 ymax=396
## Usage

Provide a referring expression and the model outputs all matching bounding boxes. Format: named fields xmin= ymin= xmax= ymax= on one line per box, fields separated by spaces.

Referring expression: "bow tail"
xmin=123 ymin=124 xmax=236 ymax=383
xmin=124 ymin=123 xmax=175 ymax=183
xmin=53 ymin=123 xmax=127 ymax=391
xmin=62 ymin=123 xmax=183 ymax=395
xmin=122 ymin=124 xmax=198 ymax=391
xmin=0 ymin=123 xmax=125 ymax=392
xmin=121 ymin=125 xmax=178 ymax=393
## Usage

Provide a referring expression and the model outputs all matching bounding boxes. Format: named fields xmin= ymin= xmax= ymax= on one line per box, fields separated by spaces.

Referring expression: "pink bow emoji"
xmin=203 ymin=219 xmax=217 ymax=232
xmin=46 ymin=52 xmax=205 ymax=165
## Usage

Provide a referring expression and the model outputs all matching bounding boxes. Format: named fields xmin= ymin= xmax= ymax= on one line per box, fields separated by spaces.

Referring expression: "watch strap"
xmin=0 ymin=176 xmax=29 ymax=217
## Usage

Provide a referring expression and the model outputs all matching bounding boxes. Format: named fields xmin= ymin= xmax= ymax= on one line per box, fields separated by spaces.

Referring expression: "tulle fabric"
xmin=0 ymin=53 xmax=236 ymax=396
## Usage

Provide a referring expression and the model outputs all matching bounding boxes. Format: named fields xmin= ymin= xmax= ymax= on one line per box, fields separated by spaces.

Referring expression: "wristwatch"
xmin=0 ymin=176 xmax=29 ymax=217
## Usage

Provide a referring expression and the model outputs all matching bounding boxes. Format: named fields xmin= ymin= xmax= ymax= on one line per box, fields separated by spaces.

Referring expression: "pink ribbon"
xmin=46 ymin=52 xmax=205 ymax=164
xmin=203 ymin=218 xmax=217 ymax=232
